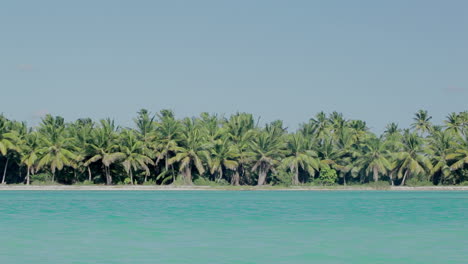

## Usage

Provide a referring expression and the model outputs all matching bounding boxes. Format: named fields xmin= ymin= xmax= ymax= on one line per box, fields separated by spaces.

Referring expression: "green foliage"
xmin=364 ymin=181 xmax=391 ymax=190
xmin=143 ymin=180 xmax=156 ymax=185
xmin=123 ymin=177 xmax=133 ymax=185
xmin=80 ymin=180 xmax=95 ymax=185
xmin=171 ymin=175 xmax=187 ymax=186
xmin=0 ymin=110 xmax=467 ymax=187
xmin=193 ymin=177 xmax=229 ymax=186
xmin=459 ymin=181 xmax=468 ymax=186
xmin=406 ymin=178 xmax=434 ymax=187
xmin=271 ymin=170 xmax=293 ymax=187
xmin=317 ymin=167 xmax=338 ymax=186
xmin=30 ymin=173 xmax=54 ymax=185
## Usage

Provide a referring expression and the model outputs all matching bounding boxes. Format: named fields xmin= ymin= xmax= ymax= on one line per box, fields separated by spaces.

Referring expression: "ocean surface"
xmin=0 ymin=191 xmax=466 ymax=264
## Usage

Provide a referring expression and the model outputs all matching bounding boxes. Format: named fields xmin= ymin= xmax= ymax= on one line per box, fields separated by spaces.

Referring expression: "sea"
xmin=0 ymin=191 xmax=466 ymax=263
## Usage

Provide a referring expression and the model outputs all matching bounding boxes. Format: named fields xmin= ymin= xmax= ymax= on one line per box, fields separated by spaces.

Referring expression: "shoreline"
xmin=0 ymin=185 xmax=467 ymax=191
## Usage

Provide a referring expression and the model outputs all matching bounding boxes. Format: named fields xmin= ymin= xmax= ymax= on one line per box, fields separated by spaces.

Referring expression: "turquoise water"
xmin=0 ymin=191 xmax=466 ymax=264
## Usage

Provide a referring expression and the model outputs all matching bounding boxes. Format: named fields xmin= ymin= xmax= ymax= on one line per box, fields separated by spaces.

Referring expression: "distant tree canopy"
xmin=0 ymin=109 xmax=467 ymax=186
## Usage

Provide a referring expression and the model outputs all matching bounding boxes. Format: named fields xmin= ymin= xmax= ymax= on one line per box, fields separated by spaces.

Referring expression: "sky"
xmin=1 ymin=0 xmax=467 ymax=133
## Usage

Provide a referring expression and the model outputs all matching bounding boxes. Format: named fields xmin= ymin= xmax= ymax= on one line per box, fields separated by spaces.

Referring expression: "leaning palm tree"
xmin=356 ymin=137 xmax=391 ymax=182
xmin=281 ymin=133 xmax=320 ymax=185
xmin=119 ymin=130 xmax=154 ymax=184
xmin=168 ymin=125 xmax=209 ymax=184
xmin=394 ymin=131 xmax=432 ymax=185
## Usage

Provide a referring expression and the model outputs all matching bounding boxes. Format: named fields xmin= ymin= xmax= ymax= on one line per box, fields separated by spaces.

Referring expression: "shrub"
xmin=172 ymin=175 xmax=187 ymax=186
xmin=317 ymin=168 xmax=337 ymax=186
xmin=271 ymin=171 xmax=293 ymax=187
xmin=143 ymin=180 xmax=156 ymax=185
xmin=193 ymin=177 xmax=229 ymax=186
xmin=459 ymin=181 xmax=468 ymax=186
xmin=406 ymin=178 xmax=433 ymax=187
xmin=81 ymin=180 xmax=95 ymax=185
xmin=123 ymin=177 xmax=132 ymax=185
xmin=365 ymin=181 xmax=391 ymax=190
xmin=30 ymin=173 xmax=55 ymax=185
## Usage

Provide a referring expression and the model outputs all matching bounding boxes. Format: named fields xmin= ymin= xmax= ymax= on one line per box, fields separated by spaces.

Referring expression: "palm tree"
xmin=394 ymin=131 xmax=432 ymax=185
xmin=119 ymin=130 xmax=154 ymax=184
xmin=335 ymin=128 xmax=360 ymax=185
xmin=329 ymin=111 xmax=346 ymax=136
xmin=300 ymin=112 xmax=329 ymax=140
xmin=427 ymin=129 xmax=455 ymax=184
xmin=348 ymin=120 xmax=369 ymax=143
xmin=445 ymin=111 xmax=468 ymax=137
xmin=356 ymin=137 xmax=391 ymax=182
xmin=68 ymin=118 xmax=94 ymax=182
xmin=447 ymin=133 xmax=468 ymax=180
xmin=251 ymin=124 xmax=285 ymax=186
xmin=36 ymin=115 xmax=78 ymax=182
xmin=223 ymin=113 xmax=256 ymax=185
xmin=0 ymin=116 xmax=18 ymax=184
xmin=207 ymin=138 xmax=239 ymax=183
xmin=154 ymin=110 xmax=182 ymax=183
xmin=411 ymin=110 xmax=432 ymax=135
xmin=20 ymin=132 xmax=40 ymax=185
xmin=169 ymin=125 xmax=209 ymax=184
xmin=315 ymin=136 xmax=350 ymax=182
xmin=84 ymin=119 xmax=124 ymax=185
xmin=134 ymin=109 xmax=157 ymax=155
xmin=197 ymin=112 xmax=223 ymax=142
xmin=281 ymin=133 xmax=320 ymax=185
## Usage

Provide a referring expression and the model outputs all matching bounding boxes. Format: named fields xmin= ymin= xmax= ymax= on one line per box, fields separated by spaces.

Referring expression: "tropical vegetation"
xmin=0 ymin=110 xmax=467 ymax=186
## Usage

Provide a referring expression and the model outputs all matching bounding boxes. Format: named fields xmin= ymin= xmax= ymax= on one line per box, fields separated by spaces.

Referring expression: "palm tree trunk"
xmin=257 ymin=166 xmax=267 ymax=186
xmin=185 ymin=166 xmax=192 ymax=185
xmin=389 ymin=171 xmax=394 ymax=186
xmin=26 ymin=167 xmax=31 ymax=185
xmin=2 ymin=157 xmax=9 ymax=184
xmin=87 ymin=166 xmax=92 ymax=182
xmin=401 ymin=170 xmax=409 ymax=186
xmin=231 ymin=170 xmax=240 ymax=186
xmin=52 ymin=170 xmax=55 ymax=182
xmin=293 ymin=167 xmax=299 ymax=185
xmin=343 ymin=172 xmax=347 ymax=186
xmin=130 ymin=169 xmax=134 ymax=185
xmin=217 ymin=169 xmax=223 ymax=182
xmin=144 ymin=174 xmax=148 ymax=183
xmin=373 ymin=167 xmax=379 ymax=182
xmin=105 ymin=166 xmax=112 ymax=185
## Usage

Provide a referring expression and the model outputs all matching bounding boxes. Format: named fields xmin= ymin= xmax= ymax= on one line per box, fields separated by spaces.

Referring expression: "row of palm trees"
xmin=0 ymin=109 xmax=467 ymax=186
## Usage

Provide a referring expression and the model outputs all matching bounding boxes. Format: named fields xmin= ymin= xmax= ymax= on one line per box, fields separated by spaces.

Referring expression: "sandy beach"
xmin=0 ymin=185 xmax=467 ymax=191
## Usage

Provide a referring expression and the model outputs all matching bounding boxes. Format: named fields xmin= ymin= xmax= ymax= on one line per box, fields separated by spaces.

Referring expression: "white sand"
xmin=0 ymin=185 xmax=467 ymax=191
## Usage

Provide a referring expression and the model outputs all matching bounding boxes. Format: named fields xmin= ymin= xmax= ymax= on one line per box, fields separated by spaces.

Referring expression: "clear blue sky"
xmin=1 ymin=0 xmax=467 ymax=133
